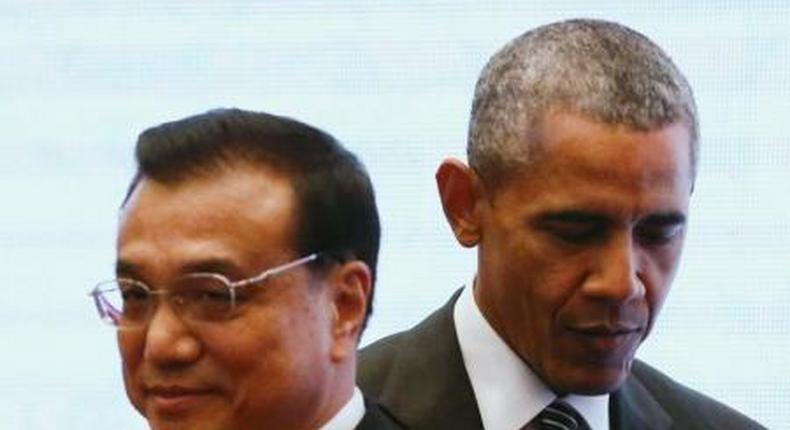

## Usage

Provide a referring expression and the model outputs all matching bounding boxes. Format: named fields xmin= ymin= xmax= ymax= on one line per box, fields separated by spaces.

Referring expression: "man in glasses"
xmin=91 ymin=108 xmax=402 ymax=429
xmin=359 ymin=19 xmax=764 ymax=429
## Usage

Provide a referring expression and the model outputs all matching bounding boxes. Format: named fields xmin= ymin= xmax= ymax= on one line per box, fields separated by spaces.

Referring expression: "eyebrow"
xmin=115 ymin=260 xmax=138 ymax=278
xmin=640 ymin=212 xmax=687 ymax=226
xmin=181 ymin=258 xmax=244 ymax=276
xmin=537 ymin=210 xmax=687 ymax=225
xmin=114 ymin=258 xmax=244 ymax=279
xmin=537 ymin=210 xmax=609 ymax=224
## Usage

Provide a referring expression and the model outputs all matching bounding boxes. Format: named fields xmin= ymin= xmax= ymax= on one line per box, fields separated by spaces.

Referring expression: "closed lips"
xmin=145 ymin=385 xmax=215 ymax=397
xmin=567 ymin=324 xmax=642 ymax=335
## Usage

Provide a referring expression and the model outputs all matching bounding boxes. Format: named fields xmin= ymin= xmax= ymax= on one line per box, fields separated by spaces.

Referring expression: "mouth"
xmin=144 ymin=385 xmax=218 ymax=415
xmin=565 ymin=324 xmax=643 ymax=354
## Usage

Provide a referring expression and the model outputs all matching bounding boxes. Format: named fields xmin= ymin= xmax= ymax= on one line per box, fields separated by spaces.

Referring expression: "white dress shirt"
xmin=454 ymin=284 xmax=610 ymax=430
xmin=319 ymin=386 xmax=365 ymax=430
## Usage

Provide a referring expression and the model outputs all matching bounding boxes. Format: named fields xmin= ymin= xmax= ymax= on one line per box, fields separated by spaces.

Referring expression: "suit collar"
xmin=357 ymin=397 xmax=406 ymax=430
xmin=320 ymin=386 xmax=364 ymax=430
xmin=610 ymin=366 xmax=672 ymax=430
xmin=375 ymin=289 xmax=484 ymax=429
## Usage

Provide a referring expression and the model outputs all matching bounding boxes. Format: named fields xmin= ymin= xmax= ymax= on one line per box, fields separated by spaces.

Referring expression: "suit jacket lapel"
xmin=374 ymin=289 xmax=484 ymax=430
xmin=610 ymin=370 xmax=672 ymax=430
xmin=356 ymin=397 xmax=406 ymax=429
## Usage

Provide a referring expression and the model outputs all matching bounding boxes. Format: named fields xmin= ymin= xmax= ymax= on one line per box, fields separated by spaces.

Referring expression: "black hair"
xmin=123 ymin=108 xmax=381 ymax=330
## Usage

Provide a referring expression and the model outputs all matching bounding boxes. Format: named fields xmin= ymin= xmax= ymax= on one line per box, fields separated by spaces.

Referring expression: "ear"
xmin=327 ymin=261 xmax=371 ymax=362
xmin=436 ymin=158 xmax=484 ymax=247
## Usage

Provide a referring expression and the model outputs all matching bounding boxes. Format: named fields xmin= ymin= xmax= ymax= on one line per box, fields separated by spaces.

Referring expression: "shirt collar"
xmin=454 ymin=284 xmax=610 ymax=430
xmin=318 ymin=386 xmax=365 ymax=430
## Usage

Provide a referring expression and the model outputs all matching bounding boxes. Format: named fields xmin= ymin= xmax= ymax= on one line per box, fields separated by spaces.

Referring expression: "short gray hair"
xmin=468 ymin=18 xmax=698 ymax=186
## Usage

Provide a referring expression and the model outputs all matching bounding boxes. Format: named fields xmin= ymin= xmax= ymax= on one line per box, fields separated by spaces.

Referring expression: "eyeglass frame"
xmin=89 ymin=253 xmax=322 ymax=329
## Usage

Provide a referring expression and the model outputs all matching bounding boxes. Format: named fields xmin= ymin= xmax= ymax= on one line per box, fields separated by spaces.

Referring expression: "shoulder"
xmin=357 ymin=289 xmax=483 ymax=429
xmin=358 ymin=290 xmax=461 ymax=397
xmin=356 ymin=397 xmax=408 ymax=430
xmin=627 ymin=360 xmax=766 ymax=429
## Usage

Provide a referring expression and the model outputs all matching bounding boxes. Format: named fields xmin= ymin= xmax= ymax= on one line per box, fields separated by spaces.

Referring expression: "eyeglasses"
xmin=89 ymin=253 xmax=319 ymax=330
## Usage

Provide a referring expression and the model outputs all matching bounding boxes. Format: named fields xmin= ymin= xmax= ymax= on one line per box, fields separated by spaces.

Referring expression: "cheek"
xmin=494 ymin=245 xmax=582 ymax=337
xmin=117 ymin=331 xmax=143 ymax=372
xmin=485 ymin=224 xmax=581 ymax=313
xmin=117 ymin=332 xmax=146 ymax=409
xmin=208 ymin=320 xmax=284 ymax=378
xmin=644 ymin=244 xmax=684 ymax=307
xmin=199 ymin=326 xmax=289 ymax=423
xmin=644 ymin=276 xmax=672 ymax=320
xmin=215 ymin=306 xmax=332 ymax=425
xmin=508 ymin=246 xmax=584 ymax=308
xmin=217 ymin=300 xmax=330 ymax=386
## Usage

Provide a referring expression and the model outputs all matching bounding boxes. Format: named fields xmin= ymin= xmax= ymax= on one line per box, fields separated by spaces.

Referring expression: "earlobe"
xmin=328 ymin=261 xmax=371 ymax=361
xmin=436 ymin=158 xmax=483 ymax=247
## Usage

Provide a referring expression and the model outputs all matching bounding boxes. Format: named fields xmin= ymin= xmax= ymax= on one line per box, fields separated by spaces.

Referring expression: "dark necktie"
xmin=523 ymin=400 xmax=592 ymax=430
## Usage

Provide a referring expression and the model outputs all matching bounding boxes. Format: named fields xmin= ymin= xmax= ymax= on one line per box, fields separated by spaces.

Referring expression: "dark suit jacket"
xmin=359 ymin=290 xmax=765 ymax=430
xmin=357 ymin=397 xmax=408 ymax=429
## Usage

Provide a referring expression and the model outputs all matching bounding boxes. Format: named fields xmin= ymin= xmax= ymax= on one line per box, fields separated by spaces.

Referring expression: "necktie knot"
xmin=532 ymin=400 xmax=590 ymax=430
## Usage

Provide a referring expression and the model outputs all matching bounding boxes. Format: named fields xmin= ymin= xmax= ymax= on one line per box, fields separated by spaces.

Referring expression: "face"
xmin=116 ymin=166 xmax=342 ymax=430
xmin=462 ymin=111 xmax=692 ymax=395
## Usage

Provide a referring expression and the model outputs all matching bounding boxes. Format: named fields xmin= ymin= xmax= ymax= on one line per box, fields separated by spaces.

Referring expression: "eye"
xmin=541 ymin=220 xmax=606 ymax=245
xmin=115 ymin=281 xmax=151 ymax=321
xmin=536 ymin=211 xmax=609 ymax=245
xmin=119 ymin=282 xmax=149 ymax=303
xmin=635 ymin=222 xmax=684 ymax=246
xmin=176 ymin=274 xmax=236 ymax=320
xmin=178 ymin=276 xmax=233 ymax=303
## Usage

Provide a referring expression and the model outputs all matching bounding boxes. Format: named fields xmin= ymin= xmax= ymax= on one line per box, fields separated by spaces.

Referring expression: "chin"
xmin=567 ymin=374 xmax=627 ymax=395
xmin=144 ymin=410 xmax=227 ymax=430
xmin=146 ymin=417 xmax=222 ymax=430
xmin=548 ymin=360 xmax=633 ymax=395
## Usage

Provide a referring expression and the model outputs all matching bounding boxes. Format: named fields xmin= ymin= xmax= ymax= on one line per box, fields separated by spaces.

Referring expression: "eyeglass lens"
xmin=94 ymin=275 xmax=236 ymax=328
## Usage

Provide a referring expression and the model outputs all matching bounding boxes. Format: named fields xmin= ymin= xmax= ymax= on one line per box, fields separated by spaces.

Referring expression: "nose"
xmin=583 ymin=233 xmax=645 ymax=303
xmin=142 ymin=301 xmax=202 ymax=366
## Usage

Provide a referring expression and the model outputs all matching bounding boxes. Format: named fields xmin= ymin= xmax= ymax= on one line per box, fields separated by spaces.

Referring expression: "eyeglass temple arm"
xmin=234 ymin=253 xmax=319 ymax=288
xmin=89 ymin=288 xmax=121 ymax=325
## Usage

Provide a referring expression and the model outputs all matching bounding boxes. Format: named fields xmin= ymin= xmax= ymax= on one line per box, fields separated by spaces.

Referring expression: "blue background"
xmin=2 ymin=1 xmax=788 ymax=428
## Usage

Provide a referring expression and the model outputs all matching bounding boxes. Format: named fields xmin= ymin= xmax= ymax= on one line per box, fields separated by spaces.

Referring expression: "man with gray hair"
xmin=359 ymin=19 xmax=764 ymax=429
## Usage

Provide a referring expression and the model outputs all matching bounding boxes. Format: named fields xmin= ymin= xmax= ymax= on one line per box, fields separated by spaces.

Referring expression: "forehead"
xmin=117 ymin=166 xmax=297 ymax=276
xmin=494 ymin=111 xmax=692 ymax=213
xmin=551 ymin=112 xmax=687 ymax=174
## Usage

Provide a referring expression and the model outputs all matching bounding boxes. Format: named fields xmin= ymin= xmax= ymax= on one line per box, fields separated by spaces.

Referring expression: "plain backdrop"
xmin=2 ymin=1 xmax=788 ymax=428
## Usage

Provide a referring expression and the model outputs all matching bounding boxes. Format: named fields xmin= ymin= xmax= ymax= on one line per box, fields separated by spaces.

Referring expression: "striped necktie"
xmin=525 ymin=400 xmax=591 ymax=430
